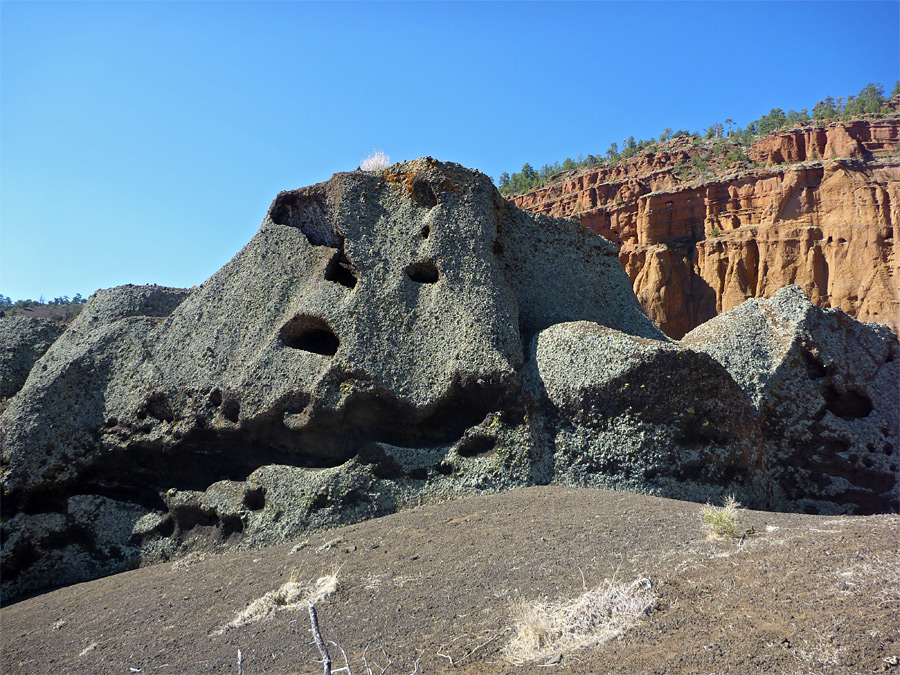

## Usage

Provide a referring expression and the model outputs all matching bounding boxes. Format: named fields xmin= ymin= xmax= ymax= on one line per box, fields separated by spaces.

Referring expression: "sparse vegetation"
xmin=503 ymin=577 xmax=656 ymax=665
xmin=0 ymin=293 xmax=87 ymax=321
xmin=361 ymin=150 xmax=391 ymax=171
xmin=699 ymin=495 xmax=742 ymax=538
xmin=497 ymin=81 xmax=898 ymax=196
xmin=217 ymin=571 xmax=338 ymax=633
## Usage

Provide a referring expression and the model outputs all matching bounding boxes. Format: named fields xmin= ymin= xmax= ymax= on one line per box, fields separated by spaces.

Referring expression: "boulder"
xmin=0 ymin=159 xmax=662 ymax=600
xmin=527 ymin=321 xmax=765 ymax=505
xmin=683 ymin=286 xmax=899 ymax=514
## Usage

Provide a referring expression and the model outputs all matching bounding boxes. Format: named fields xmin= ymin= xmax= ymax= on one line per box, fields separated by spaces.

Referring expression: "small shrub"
xmin=503 ymin=577 xmax=655 ymax=665
xmin=361 ymin=150 xmax=390 ymax=171
xmin=709 ymin=227 xmax=721 ymax=238
xmin=700 ymin=495 xmax=742 ymax=538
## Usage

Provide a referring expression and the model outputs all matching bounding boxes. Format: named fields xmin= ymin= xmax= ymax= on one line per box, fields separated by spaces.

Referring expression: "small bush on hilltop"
xmin=361 ymin=150 xmax=390 ymax=171
xmin=700 ymin=495 xmax=742 ymax=538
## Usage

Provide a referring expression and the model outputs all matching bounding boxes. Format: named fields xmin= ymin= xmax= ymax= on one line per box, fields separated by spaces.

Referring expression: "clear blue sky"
xmin=2 ymin=1 xmax=898 ymax=301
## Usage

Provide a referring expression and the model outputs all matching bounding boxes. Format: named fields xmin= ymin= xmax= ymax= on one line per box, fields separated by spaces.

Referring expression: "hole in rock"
xmin=408 ymin=467 xmax=428 ymax=481
xmin=208 ymin=389 xmax=222 ymax=407
xmin=435 ymin=462 xmax=454 ymax=476
xmin=156 ymin=517 xmax=175 ymax=538
xmin=493 ymin=239 xmax=504 ymax=255
xmin=822 ymin=384 xmax=873 ymax=420
xmin=310 ymin=493 xmax=330 ymax=511
xmin=221 ymin=515 xmax=244 ymax=538
xmin=405 ymin=261 xmax=439 ymax=284
xmin=324 ymin=249 xmax=358 ymax=289
xmin=243 ymin=487 xmax=266 ymax=511
xmin=411 ymin=178 xmax=438 ymax=208
xmin=357 ymin=445 xmax=404 ymax=479
xmin=420 ymin=225 xmax=430 ymax=239
xmin=269 ymin=191 xmax=339 ymax=248
xmin=143 ymin=392 xmax=174 ymax=422
xmin=457 ymin=436 xmax=496 ymax=458
xmin=801 ymin=350 xmax=827 ymax=380
xmin=280 ymin=315 xmax=339 ymax=356
xmin=222 ymin=398 xmax=240 ymax=423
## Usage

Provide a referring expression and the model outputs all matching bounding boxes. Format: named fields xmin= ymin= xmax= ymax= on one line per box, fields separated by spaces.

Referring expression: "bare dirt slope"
xmin=2 ymin=486 xmax=898 ymax=675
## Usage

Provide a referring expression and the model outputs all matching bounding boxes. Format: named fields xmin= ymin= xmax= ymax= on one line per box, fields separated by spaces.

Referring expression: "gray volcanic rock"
xmin=0 ymin=159 xmax=662 ymax=600
xmin=683 ymin=286 xmax=899 ymax=514
xmin=527 ymin=322 xmax=765 ymax=505
xmin=1 ymin=160 xmax=897 ymax=601
xmin=0 ymin=316 xmax=65 ymax=400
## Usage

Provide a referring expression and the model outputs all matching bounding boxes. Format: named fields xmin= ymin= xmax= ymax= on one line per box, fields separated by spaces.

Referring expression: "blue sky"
xmin=2 ymin=1 xmax=898 ymax=301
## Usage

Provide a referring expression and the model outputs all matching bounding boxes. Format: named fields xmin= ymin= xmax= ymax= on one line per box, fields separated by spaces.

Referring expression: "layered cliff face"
xmin=511 ymin=120 xmax=900 ymax=338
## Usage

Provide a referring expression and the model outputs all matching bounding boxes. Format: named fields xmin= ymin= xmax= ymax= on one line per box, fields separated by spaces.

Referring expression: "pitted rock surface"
xmin=1 ymin=159 xmax=896 ymax=601
xmin=0 ymin=316 xmax=65 ymax=400
xmin=683 ymin=285 xmax=899 ymax=514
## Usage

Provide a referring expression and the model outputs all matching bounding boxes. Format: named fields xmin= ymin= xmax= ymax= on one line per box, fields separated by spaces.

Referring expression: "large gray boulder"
xmin=526 ymin=322 xmax=765 ymax=505
xmin=1 ymin=160 xmax=897 ymax=601
xmin=682 ymin=286 xmax=899 ymax=514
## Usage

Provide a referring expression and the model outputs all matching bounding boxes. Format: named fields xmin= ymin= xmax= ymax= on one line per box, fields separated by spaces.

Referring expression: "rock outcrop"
xmin=2 ymin=159 xmax=897 ymax=601
xmin=0 ymin=317 xmax=65 ymax=401
xmin=683 ymin=286 xmax=898 ymax=514
xmin=511 ymin=120 xmax=900 ymax=338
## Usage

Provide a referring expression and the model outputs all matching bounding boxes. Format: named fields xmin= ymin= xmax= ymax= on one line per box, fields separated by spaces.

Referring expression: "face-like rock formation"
xmin=2 ymin=159 xmax=896 ymax=601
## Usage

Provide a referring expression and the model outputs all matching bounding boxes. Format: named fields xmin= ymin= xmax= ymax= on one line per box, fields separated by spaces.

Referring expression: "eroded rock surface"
xmin=1 ymin=159 xmax=896 ymax=601
xmin=512 ymin=120 xmax=900 ymax=338
xmin=0 ymin=316 xmax=65 ymax=401
xmin=683 ymin=286 xmax=899 ymax=514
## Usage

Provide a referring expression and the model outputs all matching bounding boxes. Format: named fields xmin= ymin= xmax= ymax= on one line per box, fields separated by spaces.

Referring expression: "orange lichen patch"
xmin=384 ymin=158 xmax=468 ymax=200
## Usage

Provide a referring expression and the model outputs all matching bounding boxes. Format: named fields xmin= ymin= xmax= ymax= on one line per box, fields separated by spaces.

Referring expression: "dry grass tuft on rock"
xmin=361 ymin=150 xmax=390 ymax=171
xmin=699 ymin=495 xmax=742 ymax=538
xmin=216 ymin=571 xmax=338 ymax=634
xmin=503 ymin=577 xmax=655 ymax=665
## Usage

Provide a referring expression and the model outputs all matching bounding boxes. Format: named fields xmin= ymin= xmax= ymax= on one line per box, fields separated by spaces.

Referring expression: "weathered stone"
xmin=1 ymin=160 xmax=896 ymax=602
xmin=526 ymin=321 xmax=765 ymax=505
xmin=0 ymin=159 xmax=661 ymax=600
xmin=683 ymin=286 xmax=899 ymax=514
xmin=511 ymin=120 xmax=900 ymax=338
xmin=0 ymin=316 xmax=65 ymax=400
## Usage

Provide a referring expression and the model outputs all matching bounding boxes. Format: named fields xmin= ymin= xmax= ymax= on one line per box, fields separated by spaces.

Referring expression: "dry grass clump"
xmin=700 ymin=495 xmax=742 ymax=538
xmin=503 ymin=577 xmax=655 ymax=665
xmin=217 ymin=571 xmax=338 ymax=634
xmin=361 ymin=150 xmax=390 ymax=171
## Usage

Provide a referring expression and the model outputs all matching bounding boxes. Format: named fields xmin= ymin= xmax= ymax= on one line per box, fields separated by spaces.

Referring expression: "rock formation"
xmin=511 ymin=120 xmax=900 ymax=338
xmin=2 ymin=159 xmax=897 ymax=601
xmin=0 ymin=317 xmax=65 ymax=401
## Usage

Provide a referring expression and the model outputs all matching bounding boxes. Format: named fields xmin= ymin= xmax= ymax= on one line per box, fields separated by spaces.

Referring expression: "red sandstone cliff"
xmin=511 ymin=120 xmax=900 ymax=338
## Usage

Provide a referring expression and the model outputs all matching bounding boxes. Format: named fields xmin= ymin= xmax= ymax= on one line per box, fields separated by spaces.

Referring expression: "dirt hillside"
xmin=3 ymin=486 xmax=897 ymax=675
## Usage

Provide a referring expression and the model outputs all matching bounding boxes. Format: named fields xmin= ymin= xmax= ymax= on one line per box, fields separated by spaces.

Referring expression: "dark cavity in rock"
xmin=280 ymin=315 xmax=339 ymax=356
xmin=405 ymin=261 xmax=439 ymax=284
xmin=269 ymin=190 xmax=338 ymax=248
